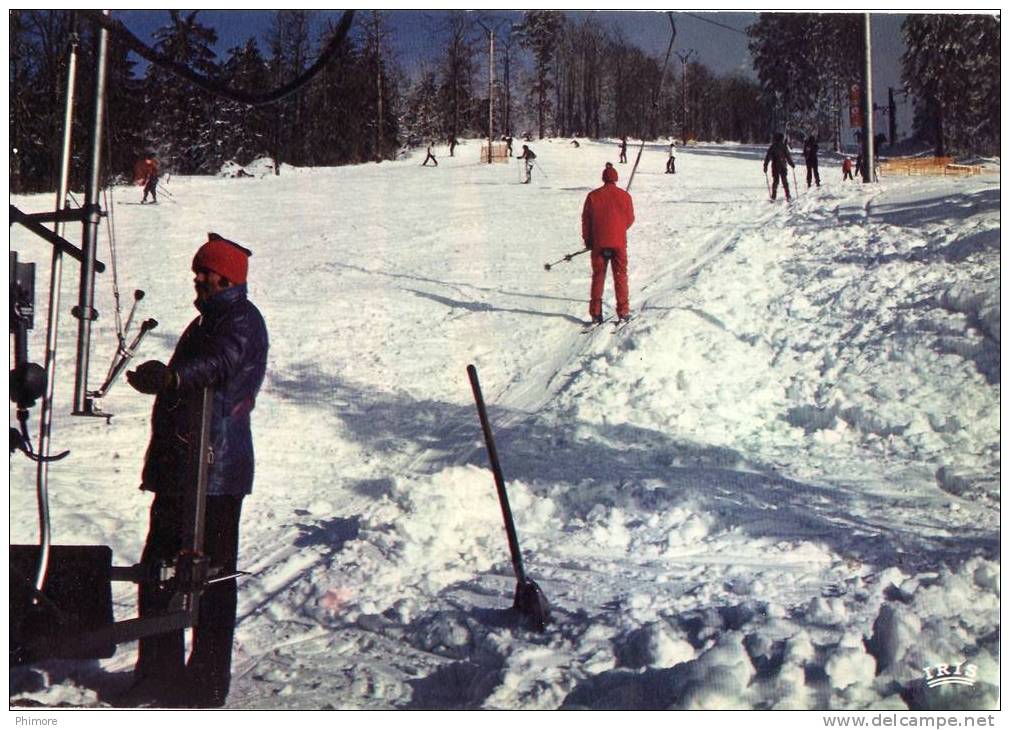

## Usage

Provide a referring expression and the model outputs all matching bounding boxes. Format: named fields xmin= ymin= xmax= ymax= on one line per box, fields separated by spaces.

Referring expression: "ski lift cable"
xmin=627 ymin=12 xmax=677 ymax=192
xmin=79 ymin=10 xmax=356 ymax=107
xmin=98 ymin=90 xmax=126 ymax=352
xmin=682 ymin=12 xmax=749 ymax=37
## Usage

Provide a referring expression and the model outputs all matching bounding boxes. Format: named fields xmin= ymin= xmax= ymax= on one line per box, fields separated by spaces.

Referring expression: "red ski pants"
xmin=589 ymin=247 xmax=629 ymax=319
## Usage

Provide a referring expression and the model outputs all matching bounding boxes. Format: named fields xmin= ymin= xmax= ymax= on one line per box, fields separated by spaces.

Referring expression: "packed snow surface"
xmin=10 ymin=139 xmax=1000 ymax=711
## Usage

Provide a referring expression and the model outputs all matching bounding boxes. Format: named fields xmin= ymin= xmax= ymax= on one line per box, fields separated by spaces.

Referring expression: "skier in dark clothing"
xmin=422 ymin=144 xmax=438 ymax=166
xmin=763 ymin=133 xmax=795 ymax=201
xmin=619 ymin=136 xmax=628 ymax=163
xmin=842 ymin=157 xmax=854 ymax=181
xmin=582 ymin=163 xmax=635 ymax=324
xmin=448 ymin=136 xmax=458 ymax=157
xmin=665 ymin=142 xmax=676 ymax=174
xmin=121 ymin=234 xmax=268 ymax=709
xmin=517 ymin=144 xmax=536 ymax=184
xmin=502 ymin=135 xmax=514 ymax=156
xmin=803 ymin=134 xmax=821 ymax=188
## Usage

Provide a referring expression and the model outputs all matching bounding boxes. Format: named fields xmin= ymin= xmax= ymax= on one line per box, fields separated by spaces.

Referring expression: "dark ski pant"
xmin=590 ymin=247 xmax=629 ymax=319
xmin=136 ymin=493 xmax=243 ymax=705
xmin=422 ymin=153 xmax=437 ymax=166
xmin=142 ymin=176 xmax=158 ymax=203
xmin=666 ymin=157 xmax=676 ymax=174
xmin=806 ymin=161 xmax=820 ymax=187
xmin=770 ymin=166 xmax=791 ymax=200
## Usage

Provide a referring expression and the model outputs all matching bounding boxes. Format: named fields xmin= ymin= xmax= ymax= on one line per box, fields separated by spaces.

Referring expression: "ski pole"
xmin=533 ymin=160 xmax=547 ymax=180
xmin=792 ymin=167 xmax=799 ymax=198
xmin=121 ymin=289 xmax=145 ymax=342
xmin=544 ymin=247 xmax=589 ymax=271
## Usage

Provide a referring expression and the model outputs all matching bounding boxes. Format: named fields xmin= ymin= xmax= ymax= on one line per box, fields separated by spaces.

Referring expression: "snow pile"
xmin=9 ymin=139 xmax=999 ymax=711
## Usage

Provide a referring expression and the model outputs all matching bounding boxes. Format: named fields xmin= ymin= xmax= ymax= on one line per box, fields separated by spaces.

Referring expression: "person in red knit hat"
xmin=581 ymin=163 xmax=635 ymax=324
xmin=121 ymin=233 xmax=268 ymax=708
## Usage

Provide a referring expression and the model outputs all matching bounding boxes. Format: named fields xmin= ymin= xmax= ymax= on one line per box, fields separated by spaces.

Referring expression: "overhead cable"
xmin=79 ymin=10 xmax=356 ymax=107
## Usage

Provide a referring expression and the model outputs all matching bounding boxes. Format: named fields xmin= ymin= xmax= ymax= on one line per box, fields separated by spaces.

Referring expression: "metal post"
xmin=33 ymin=11 xmax=81 ymax=595
xmin=73 ymin=10 xmax=110 ymax=415
xmin=888 ymin=87 xmax=896 ymax=146
xmin=488 ymin=29 xmax=494 ymax=163
xmin=861 ymin=13 xmax=875 ymax=183
xmin=676 ymin=49 xmax=694 ymax=144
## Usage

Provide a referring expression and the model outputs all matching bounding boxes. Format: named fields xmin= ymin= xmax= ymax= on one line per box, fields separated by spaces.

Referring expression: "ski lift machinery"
xmin=11 ymin=8 xmax=358 ymax=666
xmin=9 ymin=11 xmax=214 ymax=665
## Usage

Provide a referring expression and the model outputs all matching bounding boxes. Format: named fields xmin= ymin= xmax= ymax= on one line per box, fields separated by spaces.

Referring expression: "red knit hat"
xmin=602 ymin=163 xmax=619 ymax=183
xmin=192 ymin=233 xmax=252 ymax=284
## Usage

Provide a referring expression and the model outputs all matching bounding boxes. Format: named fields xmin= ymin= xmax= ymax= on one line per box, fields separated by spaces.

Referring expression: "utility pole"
xmin=477 ymin=18 xmax=510 ymax=164
xmin=861 ymin=13 xmax=875 ymax=183
xmin=502 ymin=31 xmax=514 ymax=137
xmin=370 ymin=12 xmax=384 ymax=162
xmin=886 ymin=86 xmax=909 ymax=147
xmin=676 ymin=49 xmax=695 ymax=145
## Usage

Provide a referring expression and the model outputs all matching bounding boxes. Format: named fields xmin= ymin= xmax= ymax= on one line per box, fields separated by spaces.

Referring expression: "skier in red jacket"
xmin=581 ymin=162 xmax=635 ymax=324
xmin=134 ymin=154 xmax=160 ymax=204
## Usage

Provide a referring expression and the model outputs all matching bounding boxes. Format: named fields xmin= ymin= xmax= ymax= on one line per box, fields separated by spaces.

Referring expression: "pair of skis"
xmin=582 ymin=315 xmax=635 ymax=334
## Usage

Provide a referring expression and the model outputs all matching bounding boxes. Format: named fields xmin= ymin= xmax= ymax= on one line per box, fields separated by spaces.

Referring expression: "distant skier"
xmin=803 ymin=134 xmax=821 ymax=188
xmin=619 ymin=136 xmax=628 ymax=163
xmin=517 ymin=144 xmax=536 ymax=184
xmin=422 ymin=144 xmax=438 ymax=167
xmin=571 ymin=139 xmax=581 ymax=148
xmin=582 ymin=163 xmax=635 ymax=325
xmin=134 ymin=153 xmax=160 ymax=204
xmin=502 ymin=135 xmax=514 ymax=156
xmin=842 ymin=157 xmax=854 ymax=181
xmin=665 ymin=142 xmax=676 ymax=174
xmin=448 ymin=136 xmax=458 ymax=157
xmin=762 ymin=133 xmax=795 ymax=201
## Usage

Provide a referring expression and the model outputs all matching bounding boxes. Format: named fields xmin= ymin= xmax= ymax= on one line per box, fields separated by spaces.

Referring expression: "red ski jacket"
xmin=134 ymin=157 xmax=159 ymax=185
xmin=581 ymin=182 xmax=635 ymax=250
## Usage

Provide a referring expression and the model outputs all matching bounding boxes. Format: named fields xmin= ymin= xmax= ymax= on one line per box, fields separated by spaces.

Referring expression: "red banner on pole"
xmin=849 ymin=84 xmax=862 ymax=127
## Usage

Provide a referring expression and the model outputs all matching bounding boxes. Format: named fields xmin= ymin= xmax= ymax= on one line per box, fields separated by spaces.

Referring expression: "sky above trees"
xmin=114 ymin=10 xmax=913 ymax=135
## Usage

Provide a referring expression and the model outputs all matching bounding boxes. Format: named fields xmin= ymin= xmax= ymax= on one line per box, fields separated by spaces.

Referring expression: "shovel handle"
xmin=467 ymin=365 xmax=527 ymax=584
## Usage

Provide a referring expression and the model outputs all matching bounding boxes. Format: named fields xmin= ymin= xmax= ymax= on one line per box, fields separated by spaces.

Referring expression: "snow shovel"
xmin=467 ymin=364 xmax=550 ymax=633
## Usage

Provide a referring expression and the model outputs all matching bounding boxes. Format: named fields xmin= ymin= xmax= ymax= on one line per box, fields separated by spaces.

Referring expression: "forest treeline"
xmin=9 ymin=10 xmax=1000 ymax=193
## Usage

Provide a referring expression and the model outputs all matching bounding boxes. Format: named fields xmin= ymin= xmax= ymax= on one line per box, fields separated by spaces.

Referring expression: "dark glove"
xmin=127 ymin=360 xmax=172 ymax=394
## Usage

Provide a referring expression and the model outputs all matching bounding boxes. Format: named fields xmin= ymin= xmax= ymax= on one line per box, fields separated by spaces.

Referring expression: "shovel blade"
xmin=513 ymin=578 xmax=550 ymax=633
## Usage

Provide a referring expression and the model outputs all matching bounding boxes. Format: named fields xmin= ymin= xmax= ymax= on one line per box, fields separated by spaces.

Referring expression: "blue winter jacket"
xmin=141 ymin=284 xmax=269 ymax=497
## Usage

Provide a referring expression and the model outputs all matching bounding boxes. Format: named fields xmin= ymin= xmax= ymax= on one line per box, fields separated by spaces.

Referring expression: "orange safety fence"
xmin=879 ymin=156 xmax=983 ymax=177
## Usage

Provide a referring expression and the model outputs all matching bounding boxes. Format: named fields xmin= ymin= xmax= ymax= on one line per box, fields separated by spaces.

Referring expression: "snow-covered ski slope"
xmin=10 ymin=139 xmax=1000 ymax=710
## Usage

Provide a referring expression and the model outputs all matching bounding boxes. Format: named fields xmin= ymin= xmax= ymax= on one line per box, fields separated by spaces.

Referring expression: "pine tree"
xmin=902 ymin=14 xmax=1000 ymax=157
xmin=515 ymin=10 xmax=564 ymax=139
xmin=438 ymin=12 xmax=477 ymax=143
xmin=747 ymin=13 xmax=860 ymax=141
xmin=143 ymin=10 xmax=221 ymax=174
xmin=402 ymin=69 xmax=441 ymax=147
xmin=218 ymin=39 xmax=272 ymax=166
